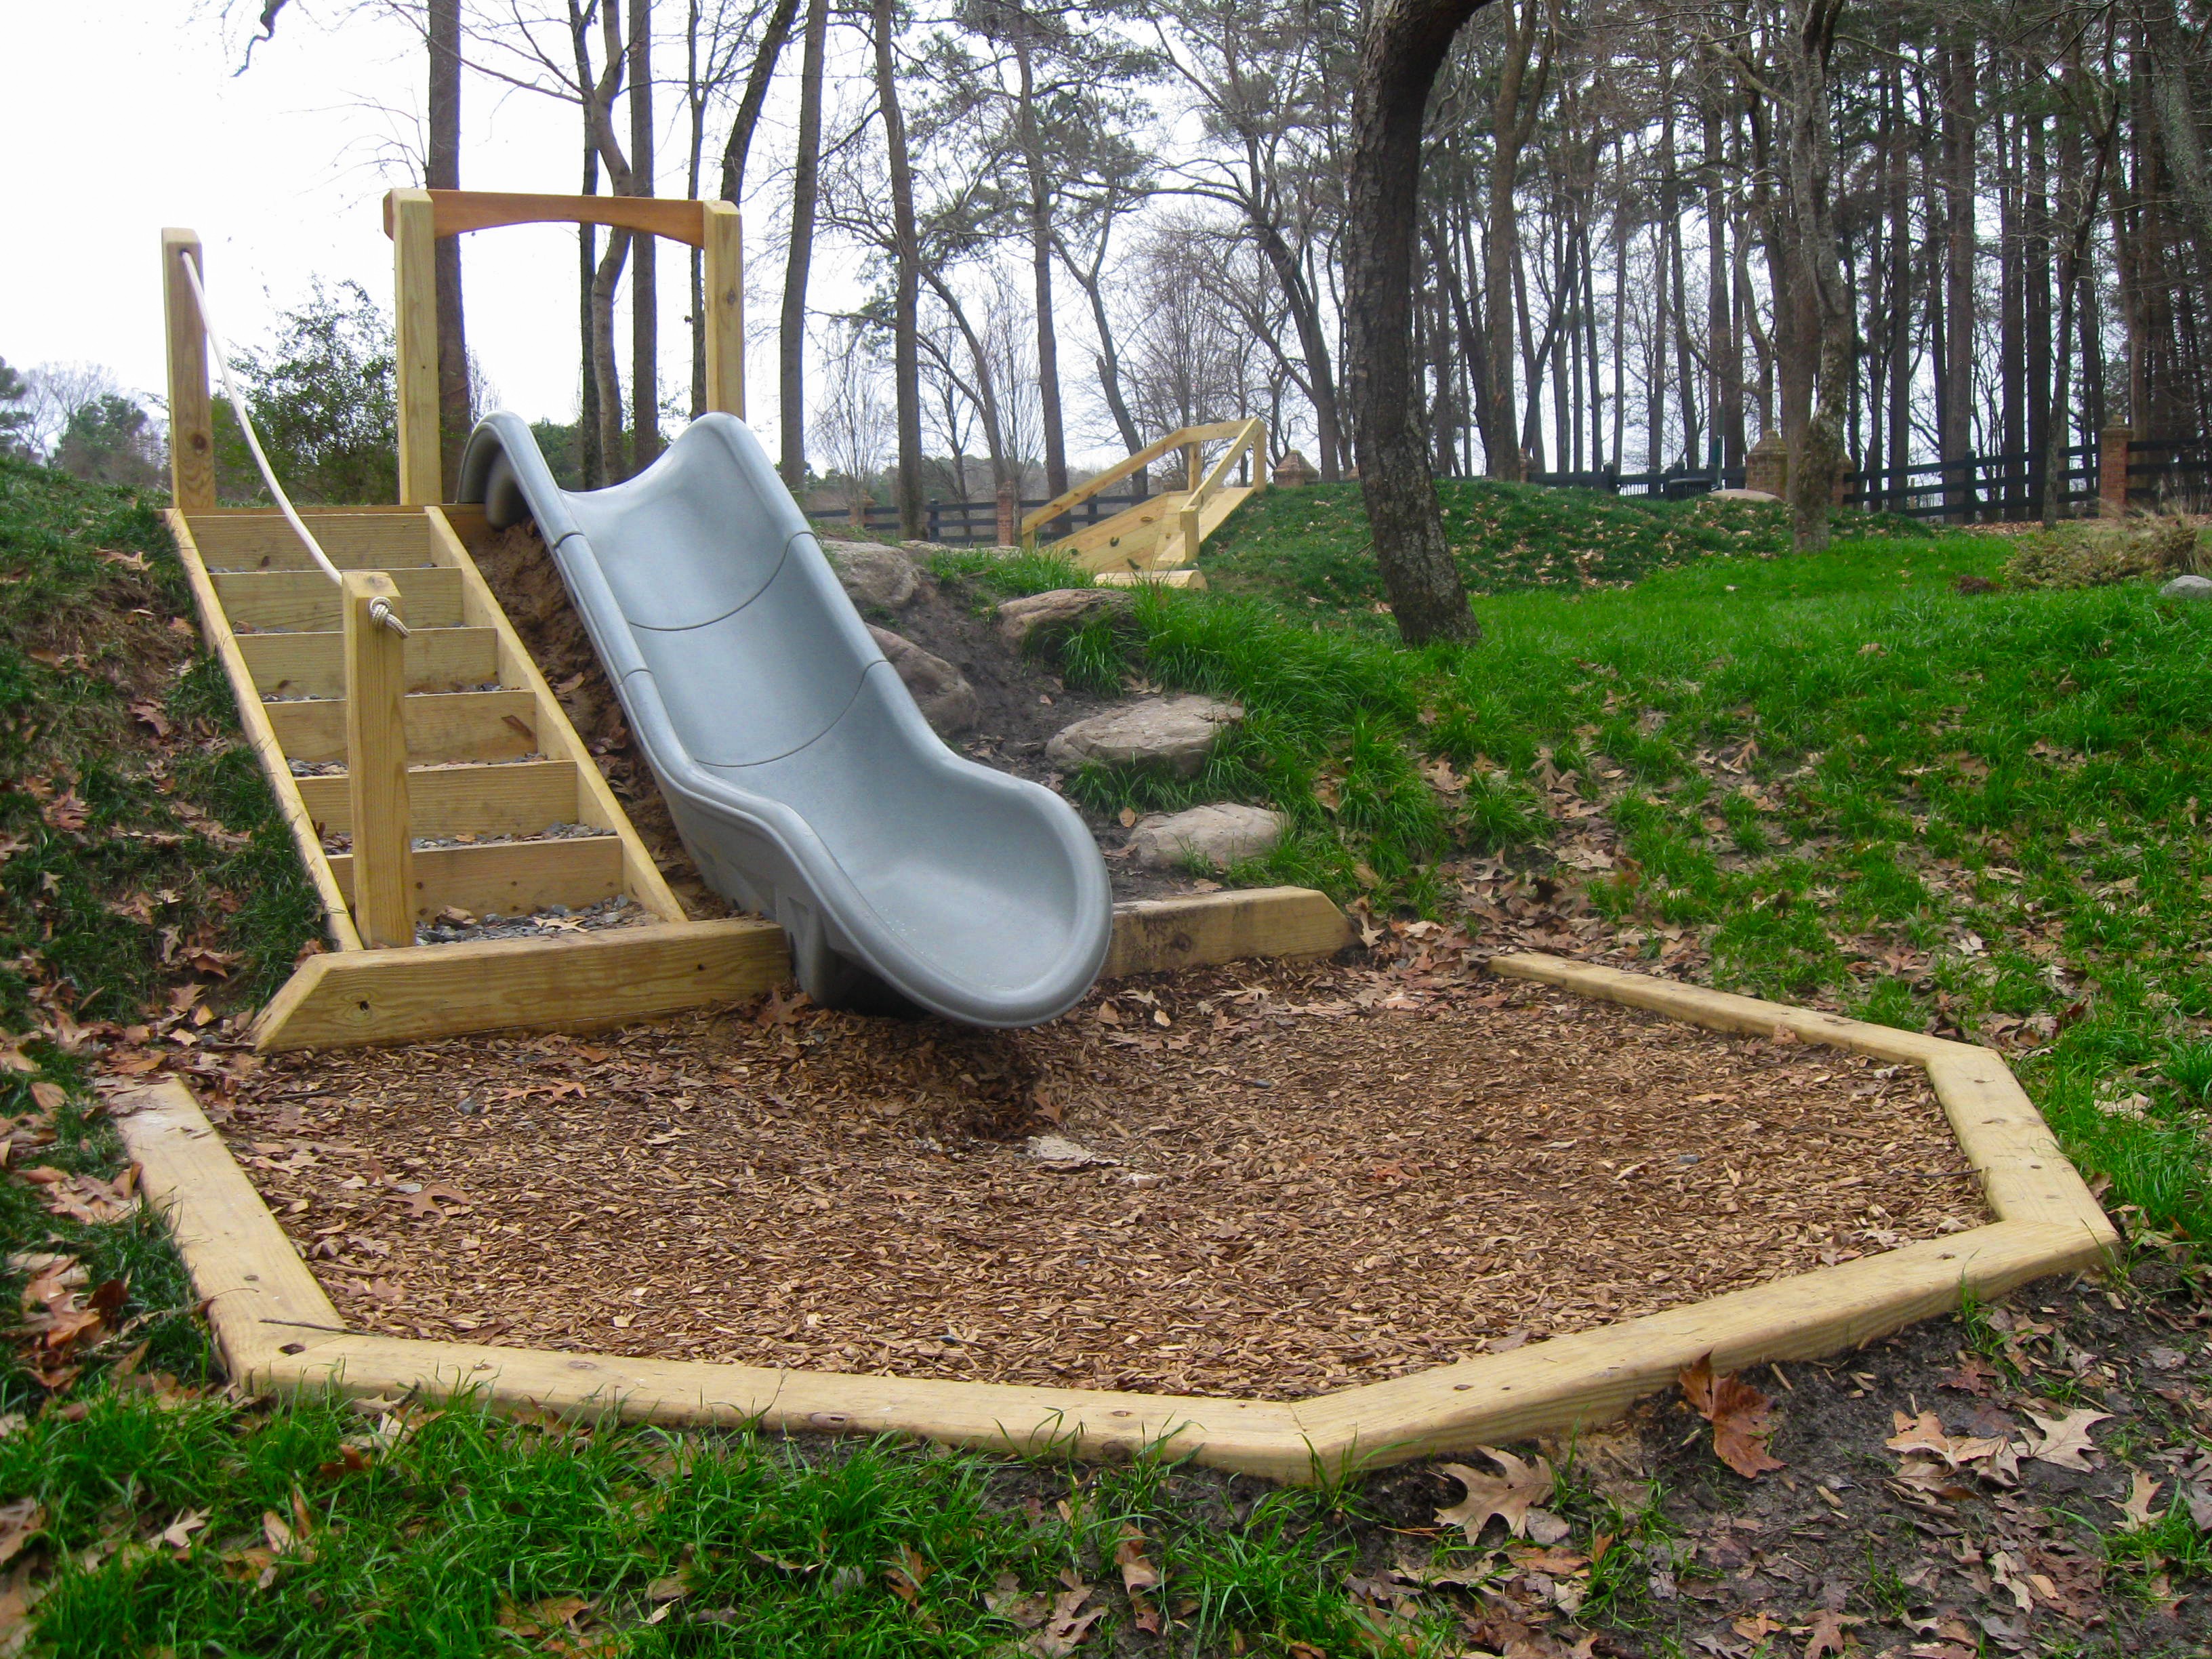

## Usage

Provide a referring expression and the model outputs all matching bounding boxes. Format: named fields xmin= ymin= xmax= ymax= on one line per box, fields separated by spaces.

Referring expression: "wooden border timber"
xmin=126 ymin=956 xmax=2113 ymax=1481
xmin=249 ymin=886 xmax=1357 ymax=1052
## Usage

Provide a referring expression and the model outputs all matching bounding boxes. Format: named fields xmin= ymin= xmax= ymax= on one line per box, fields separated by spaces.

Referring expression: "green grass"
xmin=0 ymin=454 xmax=321 ymax=1028
xmin=1200 ymin=478 xmax=1925 ymax=608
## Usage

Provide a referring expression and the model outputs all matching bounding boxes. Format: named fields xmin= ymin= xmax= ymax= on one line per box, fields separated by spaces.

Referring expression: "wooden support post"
xmin=1184 ymin=441 xmax=1201 ymax=491
xmin=161 ymin=230 xmax=216 ymax=511
xmin=2100 ymin=424 xmax=2134 ymax=518
xmin=702 ymin=203 xmax=745 ymax=419
xmin=390 ymin=189 xmax=443 ymax=507
xmin=342 ymin=571 xmax=415 ymax=946
xmin=1176 ymin=498 xmax=1201 ymax=568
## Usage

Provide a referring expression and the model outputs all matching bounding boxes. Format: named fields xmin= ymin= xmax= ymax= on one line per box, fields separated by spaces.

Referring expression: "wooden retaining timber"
xmin=120 ymin=958 xmax=2112 ymax=1481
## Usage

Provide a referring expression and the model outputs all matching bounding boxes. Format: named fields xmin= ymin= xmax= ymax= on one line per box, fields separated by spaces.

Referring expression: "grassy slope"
xmin=1201 ymin=478 xmax=1923 ymax=607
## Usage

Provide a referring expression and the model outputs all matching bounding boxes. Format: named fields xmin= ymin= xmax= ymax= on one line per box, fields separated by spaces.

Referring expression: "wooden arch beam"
xmin=384 ymin=188 xmax=743 ymax=505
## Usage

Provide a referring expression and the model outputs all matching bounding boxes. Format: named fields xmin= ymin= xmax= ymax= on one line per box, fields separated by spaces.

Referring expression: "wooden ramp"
xmin=1022 ymin=419 xmax=1268 ymax=586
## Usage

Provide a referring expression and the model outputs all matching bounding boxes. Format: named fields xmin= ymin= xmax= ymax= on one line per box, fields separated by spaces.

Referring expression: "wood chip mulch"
xmin=224 ymin=958 xmax=1986 ymax=1401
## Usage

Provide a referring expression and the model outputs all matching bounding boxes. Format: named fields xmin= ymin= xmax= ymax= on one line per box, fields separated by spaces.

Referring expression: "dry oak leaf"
xmin=985 ymin=1572 xmax=1053 ymax=1631
xmin=2021 ymin=1406 xmax=2110 ymax=1473
xmin=499 ymin=1595 xmax=592 ymax=1638
xmin=1115 ymin=1525 xmax=1163 ymax=1635
xmin=0 ymin=1501 xmax=42 ymax=1570
xmin=1436 ymin=1446 xmax=1557 ymax=1542
xmin=1801 ymin=1609 xmax=1865 ymax=1659
xmin=1679 ymin=1355 xmax=1784 ymax=1479
xmin=1025 ymin=1585 xmax=1105 ymax=1657
xmin=1883 ymin=1411 xmax=2008 ymax=1471
xmin=2115 ymin=1471 xmax=2163 ymax=1531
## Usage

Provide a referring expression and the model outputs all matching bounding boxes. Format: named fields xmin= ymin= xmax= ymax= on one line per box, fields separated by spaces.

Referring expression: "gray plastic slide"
xmin=458 ymin=411 xmax=1113 ymax=1027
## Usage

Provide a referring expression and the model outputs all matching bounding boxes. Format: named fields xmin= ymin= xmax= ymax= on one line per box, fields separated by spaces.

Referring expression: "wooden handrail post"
xmin=390 ymin=188 xmax=442 ymax=506
xmin=1184 ymin=441 xmax=1201 ymax=493
xmin=161 ymin=230 xmax=216 ymax=511
xmin=702 ymin=203 xmax=745 ymax=418
xmin=342 ymin=571 xmax=415 ymax=947
xmin=1176 ymin=497 xmax=1201 ymax=569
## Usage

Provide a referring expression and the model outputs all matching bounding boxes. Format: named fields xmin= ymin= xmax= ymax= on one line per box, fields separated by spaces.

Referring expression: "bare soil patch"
xmin=226 ymin=957 xmax=1982 ymax=1400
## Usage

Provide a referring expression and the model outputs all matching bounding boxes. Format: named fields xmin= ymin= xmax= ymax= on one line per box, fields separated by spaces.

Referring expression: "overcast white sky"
xmin=1 ymin=1 xmax=787 ymax=443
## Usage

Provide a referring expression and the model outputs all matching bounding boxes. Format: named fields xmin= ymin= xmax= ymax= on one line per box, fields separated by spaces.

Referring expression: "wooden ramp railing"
xmin=1020 ymin=419 xmax=1268 ymax=587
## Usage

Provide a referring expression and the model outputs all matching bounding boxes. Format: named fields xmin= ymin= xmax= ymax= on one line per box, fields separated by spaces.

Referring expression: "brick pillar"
xmin=996 ymin=476 xmax=1017 ymax=547
xmin=2100 ymin=425 xmax=2135 ymax=518
xmin=1743 ymin=431 xmax=1788 ymax=498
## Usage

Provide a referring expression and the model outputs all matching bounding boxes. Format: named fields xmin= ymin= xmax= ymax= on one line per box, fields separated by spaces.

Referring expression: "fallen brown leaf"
xmin=1679 ymin=1355 xmax=1784 ymax=1478
xmin=2116 ymin=1471 xmax=2162 ymax=1531
xmin=0 ymin=1500 xmax=41 ymax=1569
xmin=1437 ymin=1446 xmax=1555 ymax=1542
xmin=2021 ymin=1406 xmax=2110 ymax=1473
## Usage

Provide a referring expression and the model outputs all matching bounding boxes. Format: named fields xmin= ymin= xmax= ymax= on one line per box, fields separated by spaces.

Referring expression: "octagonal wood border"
xmin=111 ymin=953 xmax=2115 ymax=1483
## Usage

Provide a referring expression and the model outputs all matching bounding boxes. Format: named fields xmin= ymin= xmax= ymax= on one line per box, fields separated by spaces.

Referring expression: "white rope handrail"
xmin=174 ymin=249 xmax=408 ymax=636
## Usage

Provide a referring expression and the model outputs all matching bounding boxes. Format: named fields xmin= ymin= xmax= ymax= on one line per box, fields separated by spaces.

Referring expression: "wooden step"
xmin=241 ymin=627 xmax=499 ymax=699
xmin=267 ymin=689 xmax=544 ymax=765
xmin=327 ymin=835 xmax=624 ymax=923
xmin=185 ymin=510 xmax=443 ymax=573
xmin=214 ymin=567 xmax=466 ymax=633
xmin=294 ymin=760 xmax=580 ymax=840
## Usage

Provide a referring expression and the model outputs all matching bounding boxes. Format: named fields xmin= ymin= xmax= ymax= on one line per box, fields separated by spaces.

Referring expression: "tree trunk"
xmin=1940 ymin=35 xmax=1975 ymax=509
xmin=429 ymin=0 xmax=468 ymax=499
xmin=1345 ymin=0 xmax=1493 ymax=645
xmin=873 ymin=0 xmax=923 ymax=539
xmin=779 ymin=0 xmax=830 ymax=490
xmin=1780 ymin=0 xmax=1851 ymax=553
xmin=1012 ymin=28 xmax=1068 ymax=510
xmin=628 ymin=0 xmax=659 ymax=472
xmin=720 ymin=0 xmax=799 ymax=203
xmin=592 ymin=230 xmax=633 ymax=477
xmin=1483 ymin=0 xmax=1541 ymax=481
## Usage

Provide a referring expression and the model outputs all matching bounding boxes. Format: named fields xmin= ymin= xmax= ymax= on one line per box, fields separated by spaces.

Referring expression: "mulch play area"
xmin=224 ymin=954 xmax=1984 ymax=1400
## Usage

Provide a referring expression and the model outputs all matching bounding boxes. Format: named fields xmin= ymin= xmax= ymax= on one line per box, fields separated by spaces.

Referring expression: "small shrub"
xmin=2005 ymin=514 xmax=2205 ymax=590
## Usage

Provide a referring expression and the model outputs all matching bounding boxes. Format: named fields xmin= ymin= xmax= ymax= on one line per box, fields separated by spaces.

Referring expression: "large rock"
xmin=823 ymin=540 xmax=920 ymax=611
xmin=1129 ymin=804 xmax=1286 ymax=871
xmin=868 ymin=626 xmax=979 ymax=736
xmin=1044 ymin=695 xmax=1241 ymax=779
xmin=2161 ymin=574 xmax=2212 ymax=602
xmin=994 ymin=587 xmax=1132 ymax=652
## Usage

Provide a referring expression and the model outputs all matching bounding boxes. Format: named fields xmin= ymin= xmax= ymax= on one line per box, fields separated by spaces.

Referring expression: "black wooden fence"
xmin=804 ymin=488 xmax=1149 ymax=546
xmin=819 ymin=432 xmax=2208 ymax=544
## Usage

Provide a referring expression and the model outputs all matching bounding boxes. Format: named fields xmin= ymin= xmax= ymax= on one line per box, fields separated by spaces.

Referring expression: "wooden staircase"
xmin=171 ymin=504 xmax=787 ymax=1050
xmin=1021 ymin=419 xmax=1268 ymax=586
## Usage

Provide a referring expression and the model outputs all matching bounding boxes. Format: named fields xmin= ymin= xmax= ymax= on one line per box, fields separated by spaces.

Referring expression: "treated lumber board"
xmin=1927 ymin=1050 xmax=2119 ymax=1244
xmin=390 ymin=188 xmax=443 ymax=506
xmin=281 ymin=1330 xmax=1313 ymax=1477
xmin=251 ymin=917 xmax=790 ymax=1050
xmin=327 ymin=834 xmax=623 ymax=922
xmin=1067 ymin=493 xmax=1181 ymax=567
xmin=341 ymin=573 xmax=415 ymax=947
xmin=389 ymin=187 xmax=712 ymax=249
xmin=702 ymin=203 xmax=745 ymax=417
xmin=1151 ymin=485 xmax=1254 ymax=571
xmin=295 ymin=760 xmax=579 ymax=839
xmin=1021 ymin=422 xmax=1249 ymax=539
xmin=112 ymin=1080 xmax=344 ymax=1376
xmin=1488 ymin=953 xmax=1975 ymax=1066
xmin=1291 ymin=1220 xmax=2102 ymax=1471
xmin=162 ymin=230 xmax=216 ymax=511
xmin=1094 ymin=569 xmax=1206 ymax=589
xmin=429 ymin=510 xmax=687 ymax=922
xmin=167 ymin=512 xmax=361 ymax=952
xmin=268 ymin=689 xmax=543 ymax=766
xmin=184 ymin=510 xmax=440 ymax=572
xmin=216 ymin=566 xmax=465 ymax=632
xmin=1105 ymin=887 xmax=1353 ymax=979
xmin=239 ymin=627 xmax=498 ymax=700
